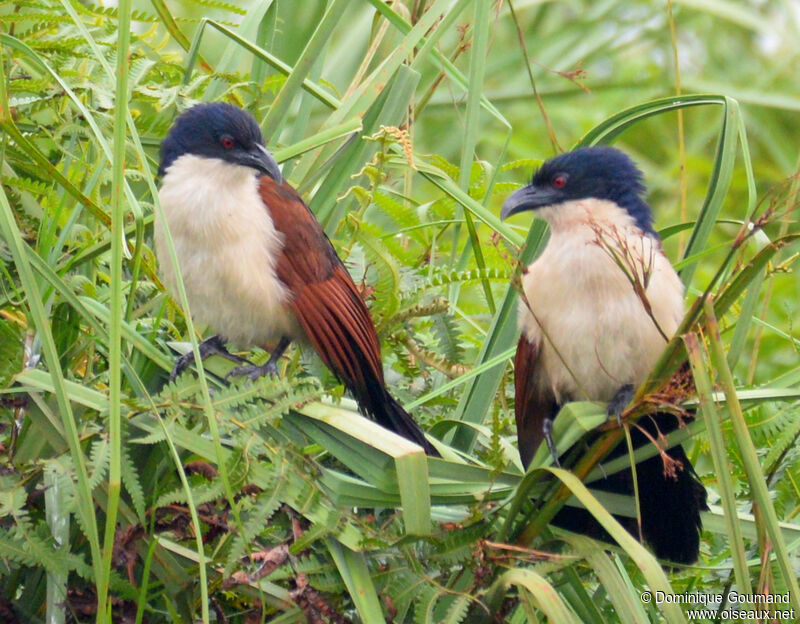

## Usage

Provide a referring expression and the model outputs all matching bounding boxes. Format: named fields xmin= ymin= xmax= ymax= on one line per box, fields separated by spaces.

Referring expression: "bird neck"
xmin=613 ymin=192 xmax=656 ymax=236
xmin=537 ymin=198 xmax=645 ymax=240
xmin=159 ymin=154 xmax=262 ymax=225
xmin=161 ymin=154 xmax=258 ymax=193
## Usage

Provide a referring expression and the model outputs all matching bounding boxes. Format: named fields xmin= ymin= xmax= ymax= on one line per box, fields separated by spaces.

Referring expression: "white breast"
xmin=518 ymin=199 xmax=684 ymax=403
xmin=155 ymin=154 xmax=297 ymax=347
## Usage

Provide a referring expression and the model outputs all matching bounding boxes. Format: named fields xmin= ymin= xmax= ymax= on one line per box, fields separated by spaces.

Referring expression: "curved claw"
xmin=225 ymin=337 xmax=291 ymax=382
xmin=225 ymin=361 xmax=278 ymax=381
xmin=169 ymin=335 xmax=252 ymax=381
xmin=170 ymin=350 xmax=196 ymax=382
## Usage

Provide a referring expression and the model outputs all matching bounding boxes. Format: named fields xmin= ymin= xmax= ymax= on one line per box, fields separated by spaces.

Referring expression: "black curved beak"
xmin=500 ymin=185 xmax=561 ymax=220
xmin=244 ymin=144 xmax=282 ymax=183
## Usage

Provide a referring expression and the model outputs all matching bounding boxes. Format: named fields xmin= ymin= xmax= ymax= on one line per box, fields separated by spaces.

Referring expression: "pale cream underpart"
xmin=155 ymin=154 xmax=298 ymax=347
xmin=518 ymin=199 xmax=684 ymax=403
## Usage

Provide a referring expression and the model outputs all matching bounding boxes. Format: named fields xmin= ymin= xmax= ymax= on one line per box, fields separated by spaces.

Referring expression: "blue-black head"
xmin=158 ymin=102 xmax=281 ymax=182
xmin=500 ymin=146 xmax=655 ymax=235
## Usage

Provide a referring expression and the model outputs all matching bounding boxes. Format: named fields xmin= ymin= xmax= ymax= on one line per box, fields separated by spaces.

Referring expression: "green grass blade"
xmin=184 ymin=19 xmax=339 ymax=109
xmin=563 ymin=536 xmax=649 ymax=624
xmin=261 ymin=0 xmax=348 ymax=141
xmin=405 ymin=346 xmax=517 ymax=410
xmin=448 ymin=222 xmax=547 ymax=451
xmin=0 ymin=186 xmax=103 ymax=601
xmin=313 ymin=65 xmax=420 ymax=228
xmin=684 ymin=330 xmax=750 ymax=594
xmin=578 ymin=94 xmax=730 ymax=146
xmin=203 ymin=0 xmax=275 ymax=101
xmin=703 ymin=306 xmax=800 ymax=608
xmin=518 ymin=469 xmax=687 ymax=623
xmin=14 ymin=369 xmax=107 ymax=412
xmin=327 ymin=540 xmax=386 ymax=624
xmin=98 ymin=4 xmax=132 ymax=619
xmin=484 ymin=568 xmax=581 ymax=624
xmin=416 ymin=160 xmax=523 ymax=245
xmin=287 ymin=403 xmax=432 ymax=535
xmin=273 ymin=118 xmax=362 ymax=162
xmin=455 ymin=0 xmax=495 ymax=313
xmin=366 ymin=0 xmax=509 ymax=126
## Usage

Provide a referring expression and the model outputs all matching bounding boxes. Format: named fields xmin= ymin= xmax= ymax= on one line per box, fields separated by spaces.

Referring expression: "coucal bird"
xmin=501 ymin=146 xmax=706 ymax=564
xmin=155 ymin=102 xmax=438 ymax=456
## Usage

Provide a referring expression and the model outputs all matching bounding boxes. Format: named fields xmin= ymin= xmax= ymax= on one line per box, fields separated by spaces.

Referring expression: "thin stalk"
xmin=99 ymin=3 xmax=132 ymax=621
xmin=507 ymin=0 xmax=562 ymax=154
xmin=0 ymin=188 xmax=104 ymax=618
xmin=454 ymin=0 xmax=495 ymax=315
xmin=666 ymin=0 xmax=688 ymax=255
xmin=685 ymin=328 xmax=750 ymax=594
xmin=705 ymin=303 xmax=800 ymax=606
xmin=746 ymin=156 xmax=800 ymax=384
xmin=262 ymin=0 xmax=350 ymax=141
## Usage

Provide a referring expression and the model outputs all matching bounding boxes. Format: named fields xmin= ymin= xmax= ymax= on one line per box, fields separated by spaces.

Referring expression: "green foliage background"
xmin=1 ymin=1 xmax=799 ymax=622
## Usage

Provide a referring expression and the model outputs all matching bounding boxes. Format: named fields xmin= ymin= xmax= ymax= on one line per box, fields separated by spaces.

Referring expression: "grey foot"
xmin=170 ymin=335 xmax=252 ymax=381
xmin=224 ymin=337 xmax=291 ymax=382
xmin=607 ymin=384 xmax=635 ymax=426
xmin=543 ymin=417 xmax=561 ymax=467
xmin=225 ymin=361 xmax=278 ymax=381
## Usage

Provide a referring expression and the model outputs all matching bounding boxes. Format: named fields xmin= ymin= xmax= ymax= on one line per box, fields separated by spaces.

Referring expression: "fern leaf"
xmin=186 ymin=0 xmax=248 ymax=14
xmin=441 ymin=594 xmax=471 ymax=624
xmin=88 ymin=437 xmax=110 ymax=492
xmin=414 ymin=585 xmax=444 ymax=624
xmin=432 ymin=312 xmax=465 ymax=363
xmin=121 ymin=443 xmax=146 ymax=522
xmin=349 ymin=221 xmax=402 ymax=322
xmin=155 ymin=477 xmax=225 ymax=509
xmin=372 ymin=191 xmax=424 ymax=242
xmin=222 ymin=474 xmax=283 ymax=577
xmin=499 ymin=158 xmax=543 ymax=173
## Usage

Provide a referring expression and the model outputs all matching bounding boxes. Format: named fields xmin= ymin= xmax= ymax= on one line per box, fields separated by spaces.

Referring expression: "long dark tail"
xmin=358 ymin=380 xmax=440 ymax=457
xmin=379 ymin=393 xmax=440 ymax=456
xmin=288 ymin=265 xmax=439 ymax=456
xmin=553 ymin=413 xmax=706 ymax=564
xmin=324 ymin=351 xmax=440 ymax=457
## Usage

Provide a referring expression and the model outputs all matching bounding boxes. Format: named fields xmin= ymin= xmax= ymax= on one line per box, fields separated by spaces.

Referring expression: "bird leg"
xmin=542 ymin=417 xmax=561 ymax=468
xmin=170 ymin=335 xmax=252 ymax=381
xmin=226 ymin=336 xmax=292 ymax=380
xmin=606 ymin=384 xmax=635 ymax=426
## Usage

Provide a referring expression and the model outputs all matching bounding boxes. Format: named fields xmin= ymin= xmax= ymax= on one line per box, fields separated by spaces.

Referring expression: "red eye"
xmin=220 ymin=136 xmax=235 ymax=149
xmin=552 ymin=174 xmax=567 ymax=188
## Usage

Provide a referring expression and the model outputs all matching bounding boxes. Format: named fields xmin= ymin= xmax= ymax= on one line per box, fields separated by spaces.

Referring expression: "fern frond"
xmin=499 ymin=158 xmax=542 ymax=174
xmin=222 ymin=473 xmax=284 ymax=576
xmin=0 ymin=522 xmax=85 ymax=579
xmin=432 ymin=522 xmax=487 ymax=565
xmin=88 ymin=436 xmax=110 ymax=492
xmin=186 ymin=0 xmax=248 ymax=15
xmin=155 ymin=476 xmax=225 ymax=509
xmin=0 ymin=13 xmax=73 ymax=25
xmin=121 ymin=443 xmax=146 ymax=522
xmin=441 ymin=594 xmax=471 ymax=624
xmin=348 ymin=220 xmax=402 ymax=322
xmin=373 ymin=191 xmax=423 ymax=242
xmin=414 ymin=584 xmax=444 ymax=624
xmin=2 ymin=177 xmax=56 ymax=200
xmin=399 ymin=267 xmax=511 ymax=304
xmin=431 ymin=312 xmax=465 ymax=363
